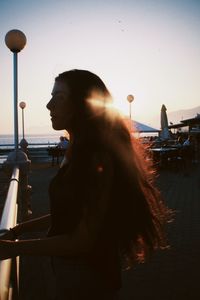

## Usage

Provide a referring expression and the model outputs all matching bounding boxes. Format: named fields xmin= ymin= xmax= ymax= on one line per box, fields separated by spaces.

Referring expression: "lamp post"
xmin=19 ymin=101 xmax=26 ymax=139
xmin=19 ymin=101 xmax=28 ymax=153
xmin=3 ymin=30 xmax=32 ymax=225
xmin=5 ymin=29 xmax=26 ymax=151
xmin=127 ymin=94 xmax=134 ymax=132
xmin=127 ymin=94 xmax=134 ymax=120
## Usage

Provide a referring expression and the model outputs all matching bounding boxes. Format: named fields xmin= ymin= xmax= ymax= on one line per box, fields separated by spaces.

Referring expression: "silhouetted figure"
xmin=57 ymin=136 xmax=69 ymax=149
xmin=182 ymin=135 xmax=194 ymax=176
xmin=19 ymin=138 xmax=28 ymax=154
xmin=0 ymin=69 xmax=170 ymax=299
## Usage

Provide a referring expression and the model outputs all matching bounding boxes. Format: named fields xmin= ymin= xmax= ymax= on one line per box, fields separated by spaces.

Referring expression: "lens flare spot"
xmin=97 ymin=165 xmax=104 ymax=173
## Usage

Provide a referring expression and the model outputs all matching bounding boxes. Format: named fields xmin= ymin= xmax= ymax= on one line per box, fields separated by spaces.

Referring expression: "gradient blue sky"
xmin=0 ymin=0 xmax=200 ymax=134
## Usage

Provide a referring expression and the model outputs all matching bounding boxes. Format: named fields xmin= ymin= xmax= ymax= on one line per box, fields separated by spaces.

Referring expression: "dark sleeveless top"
xmin=47 ymin=155 xmax=122 ymax=290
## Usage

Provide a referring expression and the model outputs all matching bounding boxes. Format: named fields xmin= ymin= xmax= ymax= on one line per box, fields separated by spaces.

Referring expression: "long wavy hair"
xmin=55 ymin=69 xmax=170 ymax=270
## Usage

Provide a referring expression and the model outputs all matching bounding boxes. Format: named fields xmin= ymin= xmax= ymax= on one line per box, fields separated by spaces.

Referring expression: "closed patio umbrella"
xmin=160 ymin=104 xmax=170 ymax=140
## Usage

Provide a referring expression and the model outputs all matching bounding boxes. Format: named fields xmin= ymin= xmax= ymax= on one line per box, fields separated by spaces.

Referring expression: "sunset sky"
xmin=0 ymin=0 xmax=199 ymax=135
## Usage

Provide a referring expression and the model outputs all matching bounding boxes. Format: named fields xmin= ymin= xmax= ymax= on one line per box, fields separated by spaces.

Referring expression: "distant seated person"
xmin=57 ymin=136 xmax=69 ymax=149
xmin=176 ymin=136 xmax=184 ymax=148
xmin=183 ymin=135 xmax=192 ymax=147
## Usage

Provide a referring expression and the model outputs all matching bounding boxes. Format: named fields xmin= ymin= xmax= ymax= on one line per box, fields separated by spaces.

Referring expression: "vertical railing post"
xmin=13 ymin=52 xmax=19 ymax=152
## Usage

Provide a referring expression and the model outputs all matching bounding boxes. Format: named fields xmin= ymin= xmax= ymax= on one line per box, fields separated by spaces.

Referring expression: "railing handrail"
xmin=0 ymin=167 xmax=19 ymax=300
xmin=0 ymin=167 xmax=19 ymax=229
xmin=0 ymin=142 xmax=57 ymax=147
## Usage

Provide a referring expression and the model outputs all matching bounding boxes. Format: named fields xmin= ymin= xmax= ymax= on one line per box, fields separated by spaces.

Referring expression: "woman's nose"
xmin=46 ymin=98 xmax=53 ymax=110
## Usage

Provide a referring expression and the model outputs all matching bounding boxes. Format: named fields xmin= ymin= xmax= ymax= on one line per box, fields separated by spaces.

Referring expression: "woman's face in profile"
xmin=46 ymin=81 xmax=73 ymax=130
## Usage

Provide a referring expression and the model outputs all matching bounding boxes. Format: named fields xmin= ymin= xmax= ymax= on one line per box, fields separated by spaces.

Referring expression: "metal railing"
xmin=0 ymin=142 xmax=57 ymax=149
xmin=0 ymin=167 xmax=19 ymax=300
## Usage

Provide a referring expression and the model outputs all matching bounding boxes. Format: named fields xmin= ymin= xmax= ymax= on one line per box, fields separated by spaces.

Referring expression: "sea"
xmin=0 ymin=134 xmax=59 ymax=149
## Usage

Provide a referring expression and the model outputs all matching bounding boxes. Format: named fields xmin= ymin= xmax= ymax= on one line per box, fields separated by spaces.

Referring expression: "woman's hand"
xmin=0 ymin=240 xmax=15 ymax=260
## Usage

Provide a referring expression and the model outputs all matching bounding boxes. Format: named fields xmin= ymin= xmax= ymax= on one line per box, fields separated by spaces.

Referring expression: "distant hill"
xmin=167 ymin=106 xmax=200 ymax=124
xmin=149 ymin=106 xmax=200 ymax=128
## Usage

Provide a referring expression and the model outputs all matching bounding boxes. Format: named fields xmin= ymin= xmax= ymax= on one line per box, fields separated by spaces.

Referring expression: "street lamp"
xmin=19 ymin=101 xmax=26 ymax=139
xmin=5 ymin=29 xmax=27 ymax=151
xmin=3 ymin=30 xmax=31 ymax=226
xmin=19 ymin=101 xmax=28 ymax=153
xmin=127 ymin=94 xmax=134 ymax=120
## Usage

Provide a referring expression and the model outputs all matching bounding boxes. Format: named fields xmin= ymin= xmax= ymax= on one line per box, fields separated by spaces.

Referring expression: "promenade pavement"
xmin=3 ymin=161 xmax=200 ymax=299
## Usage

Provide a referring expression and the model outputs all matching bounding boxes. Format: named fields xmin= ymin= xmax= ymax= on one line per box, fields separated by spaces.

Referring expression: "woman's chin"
xmin=51 ymin=119 xmax=70 ymax=131
xmin=52 ymin=123 xmax=64 ymax=131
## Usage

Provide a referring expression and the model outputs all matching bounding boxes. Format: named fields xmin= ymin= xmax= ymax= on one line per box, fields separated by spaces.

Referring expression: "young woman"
xmin=0 ymin=69 xmax=169 ymax=299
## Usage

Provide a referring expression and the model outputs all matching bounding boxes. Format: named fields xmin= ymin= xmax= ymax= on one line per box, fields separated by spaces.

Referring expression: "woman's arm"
xmin=0 ymin=214 xmax=51 ymax=240
xmin=14 ymin=214 xmax=51 ymax=235
xmin=0 ymin=217 xmax=91 ymax=260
